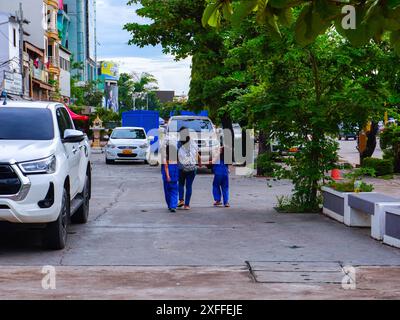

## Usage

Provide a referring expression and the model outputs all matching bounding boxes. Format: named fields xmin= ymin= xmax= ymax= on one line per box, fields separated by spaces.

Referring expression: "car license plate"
xmin=122 ymin=149 xmax=133 ymax=155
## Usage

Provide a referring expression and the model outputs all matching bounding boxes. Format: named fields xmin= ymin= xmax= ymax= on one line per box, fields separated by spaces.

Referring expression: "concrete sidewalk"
xmin=1 ymin=266 xmax=399 ymax=299
xmin=1 ymin=153 xmax=400 ymax=299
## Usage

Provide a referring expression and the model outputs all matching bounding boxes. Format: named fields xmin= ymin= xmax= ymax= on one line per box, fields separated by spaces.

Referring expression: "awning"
xmin=32 ymin=78 xmax=53 ymax=91
xmin=64 ymin=104 xmax=89 ymax=121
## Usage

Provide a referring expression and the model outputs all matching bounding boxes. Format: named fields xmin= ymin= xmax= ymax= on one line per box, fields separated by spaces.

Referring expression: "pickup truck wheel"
xmin=71 ymin=174 xmax=90 ymax=224
xmin=44 ymin=187 xmax=69 ymax=250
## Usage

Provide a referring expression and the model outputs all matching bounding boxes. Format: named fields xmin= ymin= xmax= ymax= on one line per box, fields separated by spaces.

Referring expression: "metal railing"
xmin=47 ymin=56 xmax=59 ymax=68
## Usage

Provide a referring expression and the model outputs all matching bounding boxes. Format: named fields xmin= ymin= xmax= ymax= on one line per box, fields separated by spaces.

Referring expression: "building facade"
xmin=0 ymin=0 xmax=70 ymax=101
xmin=59 ymin=45 xmax=71 ymax=101
xmin=63 ymin=0 xmax=97 ymax=83
xmin=0 ymin=12 xmax=25 ymax=98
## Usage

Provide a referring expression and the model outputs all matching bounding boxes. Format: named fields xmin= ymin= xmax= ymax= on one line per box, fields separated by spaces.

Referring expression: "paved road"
xmin=338 ymin=139 xmax=383 ymax=165
xmin=0 ymin=153 xmax=399 ymax=299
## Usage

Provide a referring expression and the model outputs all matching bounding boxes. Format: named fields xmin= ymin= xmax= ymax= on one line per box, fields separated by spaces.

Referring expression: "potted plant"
xmin=322 ymin=168 xmax=375 ymax=223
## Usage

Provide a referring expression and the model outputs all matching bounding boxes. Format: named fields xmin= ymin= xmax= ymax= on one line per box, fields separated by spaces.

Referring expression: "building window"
xmin=13 ymin=28 xmax=16 ymax=47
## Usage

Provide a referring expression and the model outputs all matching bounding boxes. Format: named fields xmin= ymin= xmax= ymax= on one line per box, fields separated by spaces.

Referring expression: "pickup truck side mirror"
xmin=64 ymin=129 xmax=85 ymax=143
xmin=148 ymin=136 xmax=155 ymax=142
xmin=103 ymin=135 xmax=109 ymax=141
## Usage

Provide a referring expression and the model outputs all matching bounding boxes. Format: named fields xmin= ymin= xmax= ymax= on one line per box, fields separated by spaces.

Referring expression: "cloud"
xmin=99 ymin=55 xmax=192 ymax=95
xmin=96 ymin=1 xmax=191 ymax=94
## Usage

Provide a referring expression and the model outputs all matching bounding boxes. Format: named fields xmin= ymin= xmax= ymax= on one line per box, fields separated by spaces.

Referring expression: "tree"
xmin=202 ymin=0 xmax=400 ymax=53
xmin=124 ymin=0 xmax=227 ymax=113
xmin=118 ymin=72 xmax=135 ymax=110
xmin=118 ymin=72 xmax=160 ymax=111
xmin=70 ymin=55 xmax=103 ymax=107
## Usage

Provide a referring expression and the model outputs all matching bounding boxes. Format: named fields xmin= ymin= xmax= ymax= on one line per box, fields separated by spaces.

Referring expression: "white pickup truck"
xmin=0 ymin=101 xmax=91 ymax=249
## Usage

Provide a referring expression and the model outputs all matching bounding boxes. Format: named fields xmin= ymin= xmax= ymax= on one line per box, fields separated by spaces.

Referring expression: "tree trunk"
xmin=360 ymin=121 xmax=379 ymax=164
xmin=257 ymin=130 xmax=269 ymax=176
xmin=221 ymin=112 xmax=234 ymax=163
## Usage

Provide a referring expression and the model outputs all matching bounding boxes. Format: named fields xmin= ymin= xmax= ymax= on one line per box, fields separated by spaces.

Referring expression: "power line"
xmin=0 ymin=28 xmax=14 ymax=47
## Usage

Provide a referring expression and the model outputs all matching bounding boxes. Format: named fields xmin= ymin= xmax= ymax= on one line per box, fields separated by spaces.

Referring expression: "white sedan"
xmin=105 ymin=127 xmax=153 ymax=164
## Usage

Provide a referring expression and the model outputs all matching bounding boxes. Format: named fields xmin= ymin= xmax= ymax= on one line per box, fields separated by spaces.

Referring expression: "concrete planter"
xmin=383 ymin=208 xmax=400 ymax=248
xmin=321 ymin=186 xmax=374 ymax=225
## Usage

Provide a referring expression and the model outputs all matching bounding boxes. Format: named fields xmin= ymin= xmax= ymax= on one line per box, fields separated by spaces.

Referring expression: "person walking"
xmin=177 ymin=127 xmax=201 ymax=210
xmin=161 ymin=143 xmax=179 ymax=212
xmin=212 ymin=146 xmax=230 ymax=207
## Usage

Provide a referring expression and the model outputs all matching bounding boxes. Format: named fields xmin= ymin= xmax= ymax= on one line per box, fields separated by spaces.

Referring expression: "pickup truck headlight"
xmin=19 ymin=155 xmax=56 ymax=174
xmin=107 ymin=143 xmax=116 ymax=149
xmin=140 ymin=143 xmax=148 ymax=149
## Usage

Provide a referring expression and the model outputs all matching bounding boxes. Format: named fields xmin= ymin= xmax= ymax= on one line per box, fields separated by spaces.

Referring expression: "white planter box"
xmin=321 ymin=186 xmax=375 ymax=225
xmin=348 ymin=194 xmax=400 ymax=241
xmin=383 ymin=208 xmax=400 ymax=248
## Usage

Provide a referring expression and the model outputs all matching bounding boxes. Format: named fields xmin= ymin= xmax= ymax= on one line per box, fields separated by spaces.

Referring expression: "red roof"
xmin=64 ymin=104 xmax=89 ymax=121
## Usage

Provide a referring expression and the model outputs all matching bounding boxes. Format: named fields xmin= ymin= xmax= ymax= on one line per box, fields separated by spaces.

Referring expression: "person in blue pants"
xmin=177 ymin=127 xmax=202 ymax=210
xmin=212 ymin=147 xmax=230 ymax=207
xmin=161 ymin=143 xmax=179 ymax=212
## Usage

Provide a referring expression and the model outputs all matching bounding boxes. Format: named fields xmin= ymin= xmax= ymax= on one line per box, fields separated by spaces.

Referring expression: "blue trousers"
xmin=179 ymin=170 xmax=196 ymax=206
xmin=213 ymin=174 xmax=229 ymax=205
xmin=163 ymin=181 xmax=178 ymax=209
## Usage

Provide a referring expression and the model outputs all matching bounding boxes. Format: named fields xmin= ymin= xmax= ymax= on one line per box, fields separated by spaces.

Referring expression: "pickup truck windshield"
xmin=0 ymin=107 xmax=54 ymax=140
xmin=111 ymin=129 xmax=146 ymax=139
xmin=168 ymin=119 xmax=213 ymax=132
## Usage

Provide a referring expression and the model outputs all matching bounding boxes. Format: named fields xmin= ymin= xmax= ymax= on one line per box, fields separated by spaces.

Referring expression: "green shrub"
xmin=328 ymin=181 xmax=374 ymax=192
xmin=362 ymin=157 xmax=394 ymax=176
xmin=256 ymin=152 xmax=279 ymax=176
xmin=275 ymin=195 xmax=321 ymax=213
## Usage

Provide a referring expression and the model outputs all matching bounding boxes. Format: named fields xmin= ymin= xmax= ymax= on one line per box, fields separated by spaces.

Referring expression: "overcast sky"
xmin=96 ymin=0 xmax=191 ymax=95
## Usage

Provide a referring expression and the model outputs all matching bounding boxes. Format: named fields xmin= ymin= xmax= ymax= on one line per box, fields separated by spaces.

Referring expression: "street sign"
xmin=3 ymin=71 xmax=23 ymax=95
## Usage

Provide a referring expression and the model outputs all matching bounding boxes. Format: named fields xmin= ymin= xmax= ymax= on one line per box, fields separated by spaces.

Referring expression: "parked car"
xmin=164 ymin=115 xmax=221 ymax=168
xmin=105 ymin=127 xmax=154 ymax=164
xmin=338 ymin=124 xmax=358 ymax=140
xmin=0 ymin=101 xmax=91 ymax=250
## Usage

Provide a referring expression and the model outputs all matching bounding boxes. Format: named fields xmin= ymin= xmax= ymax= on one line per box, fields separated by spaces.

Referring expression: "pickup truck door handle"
xmin=72 ymin=147 xmax=78 ymax=154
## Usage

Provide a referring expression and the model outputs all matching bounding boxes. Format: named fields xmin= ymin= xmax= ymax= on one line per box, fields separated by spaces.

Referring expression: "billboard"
xmin=100 ymin=61 xmax=119 ymax=78
xmin=104 ymin=82 xmax=118 ymax=112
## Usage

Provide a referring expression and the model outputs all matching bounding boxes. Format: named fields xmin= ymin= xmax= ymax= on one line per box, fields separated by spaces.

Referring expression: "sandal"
xmin=214 ymin=201 xmax=222 ymax=206
xmin=178 ymin=200 xmax=184 ymax=208
xmin=183 ymin=205 xmax=190 ymax=210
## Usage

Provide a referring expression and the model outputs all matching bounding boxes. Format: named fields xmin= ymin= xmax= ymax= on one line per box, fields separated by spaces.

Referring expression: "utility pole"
xmin=16 ymin=2 xmax=24 ymax=96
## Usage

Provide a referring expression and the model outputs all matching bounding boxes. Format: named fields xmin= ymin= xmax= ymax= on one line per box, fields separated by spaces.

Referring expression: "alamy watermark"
xmin=41 ymin=265 xmax=56 ymax=290
xmin=342 ymin=5 xmax=356 ymax=30
xmin=341 ymin=265 xmax=356 ymax=290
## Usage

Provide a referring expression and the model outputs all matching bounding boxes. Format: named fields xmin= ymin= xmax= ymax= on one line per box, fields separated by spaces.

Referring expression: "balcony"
xmin=47 ymin=56 xmax=60 ymax=75
xmin=46 ymin=0 xmax=59 ymax=9
xmin=46 ymin=28 xmax=59 ymax=41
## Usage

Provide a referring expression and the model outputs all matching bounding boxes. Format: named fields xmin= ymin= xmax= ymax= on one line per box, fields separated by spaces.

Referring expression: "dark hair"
xmin=179 ymin=126 xmax=190 ymax=143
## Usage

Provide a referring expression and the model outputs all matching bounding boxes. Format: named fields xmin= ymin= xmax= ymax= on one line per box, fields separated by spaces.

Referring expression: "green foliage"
xmin=380 ymin=124 xmax=400 ymax=172
xmin=362 ymin=157 xmax=394 ymax=176
xmin=157 ymin=100 xmax=187 ymax=119
xmin=69 ymin=55 xmax=103 ymax=107
xmin=256 ymin=152 xmax=280 ymax=176
xmin=344 ymin=167 xmax=376 ymax=180
xmin=203 ymin=0 xmax=400 ymax=52
xmin=118 ymin=72 xmax=160 ymax=112
xmin=328 ymin=180 xmax=374 ymax=193
xmin=91 ymin=107 xmax=121 ymax=126
xmin=275 ymin=194 xmax=322 ymax=213
xmin=328 ymin=167 xmax=375 ymax=193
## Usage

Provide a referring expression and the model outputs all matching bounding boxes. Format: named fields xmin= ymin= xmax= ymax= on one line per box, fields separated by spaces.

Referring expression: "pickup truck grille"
xmin=0 ymin=165 xmax=21 ymax=195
